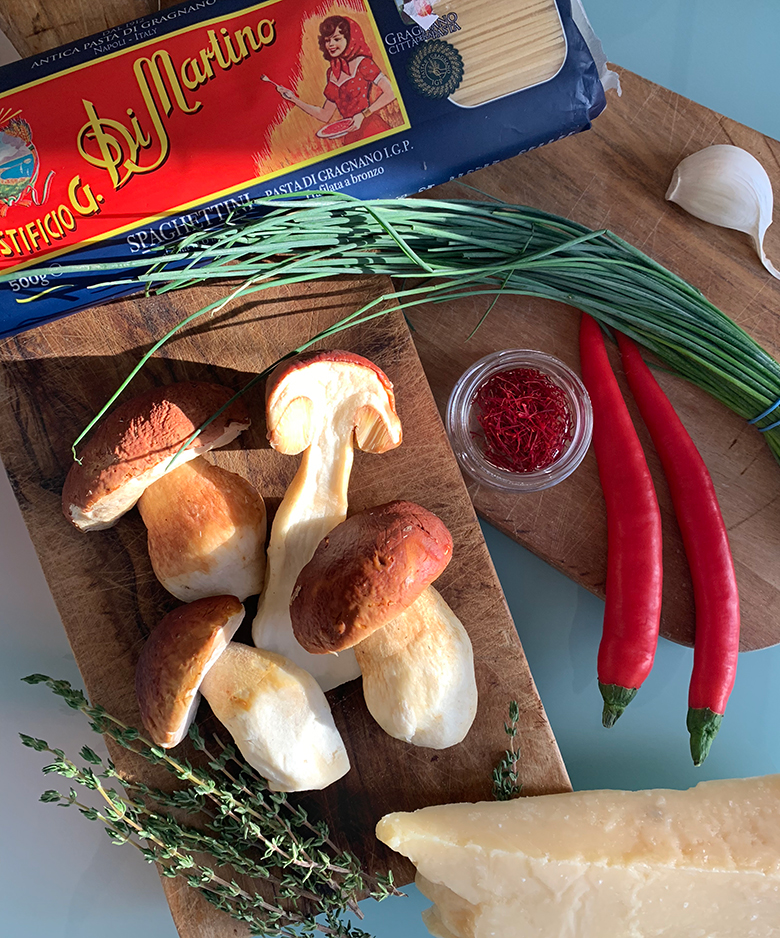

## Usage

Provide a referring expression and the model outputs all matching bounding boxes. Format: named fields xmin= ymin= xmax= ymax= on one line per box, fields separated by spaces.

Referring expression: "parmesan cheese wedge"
xmin=376 ymin=776 xmax=780 ymax=938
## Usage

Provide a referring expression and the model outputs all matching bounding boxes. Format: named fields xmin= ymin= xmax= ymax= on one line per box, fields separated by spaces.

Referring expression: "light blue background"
xmin=584 ymin=0 xmax=780 ymax=142
xmin=2 ymin=4 xmax=780 ymax=936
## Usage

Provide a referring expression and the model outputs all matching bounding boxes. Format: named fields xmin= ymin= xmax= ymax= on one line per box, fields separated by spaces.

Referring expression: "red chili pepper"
xmin=616 ymin=331 xmax=740 ymax=765
xmin=579 ymin=313 xmax=663 ymax=727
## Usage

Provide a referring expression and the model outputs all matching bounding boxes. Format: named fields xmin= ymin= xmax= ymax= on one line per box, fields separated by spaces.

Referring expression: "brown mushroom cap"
xmin=63 ymin=382 xmax=250 ymax=531
xmin=290 ymin=501 xmax=453 ymax=654
xmin=265 ymin=350 xmax=401 ymax=455
xmin=135 ymin=594 xmax=244 ymax=748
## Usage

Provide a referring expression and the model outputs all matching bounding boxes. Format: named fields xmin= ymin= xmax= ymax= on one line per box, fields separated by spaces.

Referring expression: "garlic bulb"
xmin=666 ymin=145 xmax=780 ymax=281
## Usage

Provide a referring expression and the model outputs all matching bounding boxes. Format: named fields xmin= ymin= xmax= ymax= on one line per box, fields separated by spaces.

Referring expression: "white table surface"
xmin=2 ymin=3 xmax=780 ymax=936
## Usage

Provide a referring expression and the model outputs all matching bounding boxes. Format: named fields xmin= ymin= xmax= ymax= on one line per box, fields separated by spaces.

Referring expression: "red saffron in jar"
xmin=472 ymin=367 xmax=572 ymax=472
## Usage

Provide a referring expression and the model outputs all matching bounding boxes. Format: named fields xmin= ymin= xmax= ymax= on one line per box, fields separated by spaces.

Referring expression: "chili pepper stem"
xmin=599 ymin=682 xmax=638 ymax=728
xmin=687 ymin=707 xmax=724 ymax=766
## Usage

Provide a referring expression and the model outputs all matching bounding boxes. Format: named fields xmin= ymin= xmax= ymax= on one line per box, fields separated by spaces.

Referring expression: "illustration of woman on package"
xmin=273 ymin=16 xmax=397 ymax=144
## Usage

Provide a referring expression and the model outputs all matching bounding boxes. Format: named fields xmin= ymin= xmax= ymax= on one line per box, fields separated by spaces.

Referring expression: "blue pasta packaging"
xmin=0 ymin=0 xmax=615 ymax=337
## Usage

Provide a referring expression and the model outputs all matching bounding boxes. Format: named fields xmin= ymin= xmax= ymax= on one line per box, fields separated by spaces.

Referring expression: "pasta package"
xmin=0 ymin=0 xmax=614 ymax=337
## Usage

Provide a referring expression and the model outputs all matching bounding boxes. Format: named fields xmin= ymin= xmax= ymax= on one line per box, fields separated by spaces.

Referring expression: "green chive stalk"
xmin=7 ymin=193 xmax=780 ymax=463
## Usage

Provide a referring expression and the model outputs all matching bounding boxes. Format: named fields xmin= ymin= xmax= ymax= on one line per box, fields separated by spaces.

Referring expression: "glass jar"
xmin=446 ymin=349 xmax=593 ymax=493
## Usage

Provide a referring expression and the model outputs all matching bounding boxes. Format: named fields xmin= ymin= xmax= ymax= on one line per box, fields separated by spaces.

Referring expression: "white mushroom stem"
xmin=252 ymin=358 xmax=401 ymax=691
xmin=355 ymin=586 xmax=478 ymax=750
xmin=253 ymin=413 xmax=360 ymax=689
xmin=199 ymin=642 xmax=350 ymax=792
xmin=138 ymin=457 xmax=266 ymax=603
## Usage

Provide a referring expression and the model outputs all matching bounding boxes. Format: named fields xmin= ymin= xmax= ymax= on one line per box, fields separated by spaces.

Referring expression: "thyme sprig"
xmin=20 ymin=674 xmax=400 ymax=937
xmin=492 ymin=701 xmax=522 ymax=801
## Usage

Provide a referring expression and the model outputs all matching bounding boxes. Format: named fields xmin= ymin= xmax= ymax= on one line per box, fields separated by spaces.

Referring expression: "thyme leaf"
xmin=20 ymin=674 xmax=402 ymax=937
xmin=492 ymin=700 xmax=522 ymax=801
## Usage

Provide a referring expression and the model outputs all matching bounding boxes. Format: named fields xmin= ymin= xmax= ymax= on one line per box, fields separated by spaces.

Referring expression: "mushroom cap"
xmin=135 ymin=594 xmax=244 ymax=748
xmin=291 ymin=500 xmax=453 ymax=654
xmin=63 ymin=382 xmax=250 ymax=531
xmin=138 ymin=457 xmax=267 ymax=602
xmin=265 ymin=350 xmax=402 ymax=455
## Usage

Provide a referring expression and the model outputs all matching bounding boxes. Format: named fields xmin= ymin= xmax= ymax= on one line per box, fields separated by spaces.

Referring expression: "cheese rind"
xmin=376 ymin=775 xmax=780 ymax=938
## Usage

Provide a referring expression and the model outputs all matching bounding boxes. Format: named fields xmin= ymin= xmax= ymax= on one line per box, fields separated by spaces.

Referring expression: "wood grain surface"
xmin=0 ymin=276 xmax=569 ymax=936
xmin=2 ymin=0 xmax=779 ymax=933
xmin=411 ymin=68 xmax=780 ymax=653
xmin=2 ymin=0 xmax=779 ymax=657
xmin=2 ymin=1 xmax=778 ymax=652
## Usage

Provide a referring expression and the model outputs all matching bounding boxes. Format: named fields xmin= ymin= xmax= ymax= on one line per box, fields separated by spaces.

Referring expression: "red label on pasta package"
xmin=0 ymin=0 xmax=409 ymax=273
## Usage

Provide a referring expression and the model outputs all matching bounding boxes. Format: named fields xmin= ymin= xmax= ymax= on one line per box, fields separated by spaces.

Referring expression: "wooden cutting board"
xmin=0 ymin=276 xmax=569 ymax=936
xmin=412 ymin=67 xmax=780 ymax=652
xmin=2 ymin=1 xmax=779 ymax=933
xmin=2 ymin=1 xmax=779 ymax=652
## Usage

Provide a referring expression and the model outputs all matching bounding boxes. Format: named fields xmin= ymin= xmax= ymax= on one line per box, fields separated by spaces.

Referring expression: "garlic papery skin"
xmin=666 ymin=145 xmax=780 ymax=281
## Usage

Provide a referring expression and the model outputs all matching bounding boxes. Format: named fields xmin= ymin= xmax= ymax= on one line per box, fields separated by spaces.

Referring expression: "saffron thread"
xmin=472 ymin=367 xmax=572 ymax=473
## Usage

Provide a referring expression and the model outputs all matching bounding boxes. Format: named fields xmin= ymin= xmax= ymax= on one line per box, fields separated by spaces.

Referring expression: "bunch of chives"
xmin=7 ymin=194 xmax=780 ymax=463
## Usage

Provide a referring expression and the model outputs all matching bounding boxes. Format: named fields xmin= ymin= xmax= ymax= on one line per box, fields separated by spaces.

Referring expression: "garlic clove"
xmin=666 ymin=144 xmax=780 ymax=281
xmin=355 ymin=586 xmax=478 ymax=750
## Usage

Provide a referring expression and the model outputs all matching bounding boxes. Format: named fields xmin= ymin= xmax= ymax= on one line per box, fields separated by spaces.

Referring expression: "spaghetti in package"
xmin=0 ymin=0 xmax=615 ymax=337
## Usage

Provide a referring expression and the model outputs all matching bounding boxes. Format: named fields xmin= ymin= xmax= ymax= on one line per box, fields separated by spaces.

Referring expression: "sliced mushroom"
xmin=135 ymin=594 xmax=349 ymax=792
xmin=63 ymin=382 xmax=250 ymax=531
xmin=252 ymin=351 xmax=402 ymax=691
xmin=137 ymin=456 xmax=267 ymax=602
xmin=291 ymin=501 xmax=478 ymax=749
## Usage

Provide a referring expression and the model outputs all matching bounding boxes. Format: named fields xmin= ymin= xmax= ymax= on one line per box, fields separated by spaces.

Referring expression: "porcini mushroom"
xmin=200 ymin=642 xmax=349 ymax=792
xmin=291 ymin=501 xmax=478 ymax=749
xmin=63 ymin=382 xmax=250 ymax=531
xmin=136 ymin=594 xmax=349 ymax=792
xmin=135 ymin=594 xmax=244 ymax=749
xmin=252 ymin=351 xmax=402 ymax=691
xmin=137 ymin=456 xmax=267 ymax=602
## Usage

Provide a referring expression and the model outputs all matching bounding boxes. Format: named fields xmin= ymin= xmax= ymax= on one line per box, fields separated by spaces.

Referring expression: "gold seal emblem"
xmin=407 ymin=40 xmax=464 ymax=99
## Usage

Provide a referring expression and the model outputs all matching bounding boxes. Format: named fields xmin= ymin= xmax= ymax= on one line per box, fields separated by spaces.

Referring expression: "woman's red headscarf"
xmin=323 ymin=16 xmax=373 ymax=79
